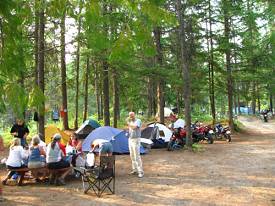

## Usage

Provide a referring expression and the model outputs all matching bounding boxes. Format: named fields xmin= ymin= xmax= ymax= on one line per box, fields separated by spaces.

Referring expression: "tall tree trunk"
xmin=147 ymin=77 xmax=153 ymax=118
xmin=223 ymin=0 xmax=234 ymax=130
xmin=100 ymin=90 xmax=104 ymax=120
xmin=270 ymin=94 xmax=273 ymax=113
xmin=74 ymin=5 xmax=82 ymax=129
xmin=176 ymin=90 xmax=181 ymax=115
xmin=0 ymin=18 xmax=4 ymax=58
xmin=234 ymin=92 xmax=238 ymax=115
xmin=206 ymin=0 xmax=216 ymax=124
xmin=153 ymin=27 xmax=165 ymax=124
xmin=83 ymin=57 xmax=89 ymax=122
xmin=238 ymin=87 xmax=241 ymax=114
xmin=34 ymin=0 xmax=39 ymax=85
xmin=38 ymin=0 xmax=45 ymax=140
xmin=176 ymin=0 xmax=192 ymax=146
xmin=61 ymin=11 xmax=69 ymax=130
xmin=257 ymin=94 xmax=261 ymax=113
xmin=94 ymin=65 xmax=101 ymax=121
xmin=251 ymin=82 xmax=256 ymax=114
xmin=103 ymin=61 xmax=110 ymax=126
xmin=113 ymin=69 xmax=119 ymax=128
xmin=102 ymin=3 xmax=110 ymax=126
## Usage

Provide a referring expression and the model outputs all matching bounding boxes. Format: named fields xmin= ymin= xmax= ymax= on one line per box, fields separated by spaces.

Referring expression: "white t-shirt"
xmin=46 ymin=143 xmax=62 ymax=163
xmin=6 ymin=145 xmax=27 ymax=167
xmin=128 ymin=119 xmax=142 ymax=138
xmin=92 ymin=139 xmax=108 ymax=148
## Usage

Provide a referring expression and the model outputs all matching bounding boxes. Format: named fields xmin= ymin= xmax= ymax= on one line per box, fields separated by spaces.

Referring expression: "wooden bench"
xmin=7 ymin=167 xmax=72 ymax=186
xmin=7 ymin=167 xmax=48 ymax=186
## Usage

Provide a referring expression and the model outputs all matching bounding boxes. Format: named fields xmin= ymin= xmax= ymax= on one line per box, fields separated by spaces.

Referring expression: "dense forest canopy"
xmin=0 ymin=0 xmax=274 ymax=143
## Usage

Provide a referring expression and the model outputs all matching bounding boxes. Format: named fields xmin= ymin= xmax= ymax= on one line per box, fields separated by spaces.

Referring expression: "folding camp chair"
xmin=75 ymin=156 xmax=115 ymax=197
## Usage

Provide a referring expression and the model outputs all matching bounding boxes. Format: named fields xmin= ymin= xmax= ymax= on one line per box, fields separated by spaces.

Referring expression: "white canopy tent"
xmin=148 ymin=123 xmax=172 ymax=142
xmin=174 ymin=119 xmax=185 ymax=129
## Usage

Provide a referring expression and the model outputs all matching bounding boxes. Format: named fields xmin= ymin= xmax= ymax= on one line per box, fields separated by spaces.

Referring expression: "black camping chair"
xmin=75 ymin=156 xmax=115 ymax=197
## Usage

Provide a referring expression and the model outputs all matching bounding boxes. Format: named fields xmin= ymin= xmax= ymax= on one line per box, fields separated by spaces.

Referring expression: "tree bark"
xmin=100 ymin=89 xmax=104 ymax=120
xmin=0 ymin=17 xmax=4 ymax=58
xmin=61 ymin=10 xmax=69 ymax=130
xmin=38 ymin=0 xmax=45 ymax=140
xmin=74 ymin=5 xmax=82 ymax=129
xmin=83 ymin=57 xmax=89 ymax=122
xmin=103 ymin=61 xmax=110 ymax=126
xmin=206 ymin=0 xmax=216 ymax=124
xmin=147 ymin=77 xmax=153 ymax=118
xmin=270 ymin=94 xmax=273 ymax=113
xmin=94 ymin=65 xmax=102 ymax=121
xmin=176 ymin=0 xmax=192 ymax=146
xmin=113 ymin=69 xmax=119 ymax=128
xmin=153 ymin=27 xmax=165 ymax=124
xmin=238 ymin=87 xmax=241 ymax=114
xmin=252 ymin=82 xmax=256 ymax=114
xmin=257 ymin=94 xmax=261 ymax=113
xmin=223 ymin=0 xmax=234 ymax=130
xmin=176 ymin=90 xmax=181 ymax=115
xmin=34 ymin=0 xmax=39 ymax=85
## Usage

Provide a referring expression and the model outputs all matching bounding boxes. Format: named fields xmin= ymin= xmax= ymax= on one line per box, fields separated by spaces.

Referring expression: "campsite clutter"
xmin=0 ymin=115 xmax=231 ymax=197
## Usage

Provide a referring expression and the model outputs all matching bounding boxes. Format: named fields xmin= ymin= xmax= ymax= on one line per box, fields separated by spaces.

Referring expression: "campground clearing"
xmin=1 ymin=116 xmax=275 ymax=206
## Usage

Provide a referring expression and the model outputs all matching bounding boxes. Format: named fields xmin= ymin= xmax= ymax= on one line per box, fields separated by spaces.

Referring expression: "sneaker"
xmin=129 ymin=170 xmax=138 ymax=175
xmin=138 ymin=173 xmax=144 ymax=178
xmin=12 ymin=174 xmax=18 ymax=180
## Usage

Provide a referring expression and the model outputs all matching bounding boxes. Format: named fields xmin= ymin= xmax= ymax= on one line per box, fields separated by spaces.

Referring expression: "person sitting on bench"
xmin=67 ymin=134 xmax=83 ymax=167
xmin=46 ymin=133 xmax=72 ymax=185
xmin=2 ymin=138 xmax=28 ymax=185
xmin=68 ymin=133 xmax=82 ymax=153
xmin=91 ymin=139 xmax=113 ymax=156
xmin=28 ymin=135 xmax=47 ymax=182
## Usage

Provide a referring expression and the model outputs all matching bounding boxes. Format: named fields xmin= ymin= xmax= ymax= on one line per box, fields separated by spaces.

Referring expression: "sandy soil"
xmin=1 ymin=116 xmax=275 ymax=206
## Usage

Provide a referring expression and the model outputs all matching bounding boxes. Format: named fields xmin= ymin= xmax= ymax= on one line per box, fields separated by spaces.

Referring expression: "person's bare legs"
xmin=2 ymin=172 xmax=13 ymax=185
xmin=56 ymin=167 xmax=72 ymax=185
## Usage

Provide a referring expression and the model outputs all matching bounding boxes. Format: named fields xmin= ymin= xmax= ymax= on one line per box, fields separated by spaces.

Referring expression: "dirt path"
xmin=1 ymin=116 xmax=275 ymax=206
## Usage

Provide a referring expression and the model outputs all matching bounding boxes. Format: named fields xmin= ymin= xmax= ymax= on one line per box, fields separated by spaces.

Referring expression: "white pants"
xmin=129 ymin=138 xmax=143 ymax=174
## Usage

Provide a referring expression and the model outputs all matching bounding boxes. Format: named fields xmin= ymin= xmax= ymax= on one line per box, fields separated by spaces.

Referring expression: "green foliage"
xmin=28 ymin=86 xmax=46 ymax=114
xmin=0 ymin=0 xmax=274 ymax=134
xmin=5 ymin=83 xmax=28 ymax=119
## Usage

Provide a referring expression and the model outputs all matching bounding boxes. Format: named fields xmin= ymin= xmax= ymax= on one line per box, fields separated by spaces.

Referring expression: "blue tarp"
xmin=82 ymin=126 xmax=146 ymax=154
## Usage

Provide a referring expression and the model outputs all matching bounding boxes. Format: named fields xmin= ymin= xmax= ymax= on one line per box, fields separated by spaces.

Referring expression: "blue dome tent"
xmin=82 ymin=126 xmax=146 ymax=154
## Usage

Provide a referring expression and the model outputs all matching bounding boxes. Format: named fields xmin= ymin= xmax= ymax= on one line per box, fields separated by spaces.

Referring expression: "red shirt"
xmin=58 ymin=142 xmax=66 ymax=156
xmin=68 ymin=139 xmax=82 ymax=153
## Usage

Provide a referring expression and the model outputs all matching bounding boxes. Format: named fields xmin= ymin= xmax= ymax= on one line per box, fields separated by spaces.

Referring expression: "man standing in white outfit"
xmin=127 ymin=112 xmax=144 ymax=178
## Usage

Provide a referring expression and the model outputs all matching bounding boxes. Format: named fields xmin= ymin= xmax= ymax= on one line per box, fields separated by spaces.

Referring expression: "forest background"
xmin=0 ymin=0 xmax=274 ymax=145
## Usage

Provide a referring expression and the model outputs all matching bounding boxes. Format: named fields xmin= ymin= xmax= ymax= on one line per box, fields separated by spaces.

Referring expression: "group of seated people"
xmin=2 ymin=133 xmax=114 ymax=186
xmin=2 ymin=133 xmax=83 ymax=186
